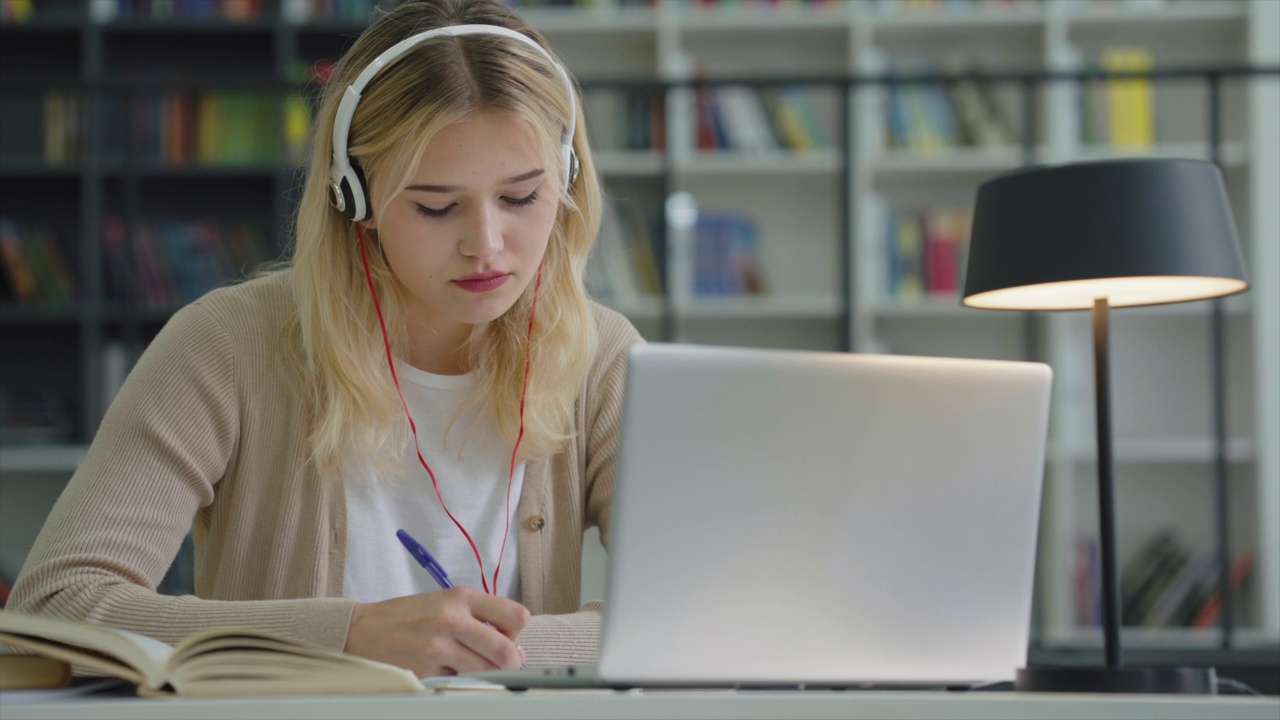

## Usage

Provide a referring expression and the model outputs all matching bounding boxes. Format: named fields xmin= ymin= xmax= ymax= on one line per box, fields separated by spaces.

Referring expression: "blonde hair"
xmin=283 ymin=0 xmax=601 ymax=477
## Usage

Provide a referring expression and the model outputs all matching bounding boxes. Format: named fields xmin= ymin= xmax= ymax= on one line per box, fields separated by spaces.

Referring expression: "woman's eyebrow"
xmin=406 ymin=168 xmax=544 ymax=193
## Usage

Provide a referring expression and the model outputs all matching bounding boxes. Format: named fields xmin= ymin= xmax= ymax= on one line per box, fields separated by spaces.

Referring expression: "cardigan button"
xmin=527 ymin=515 xmax=546 ymax=531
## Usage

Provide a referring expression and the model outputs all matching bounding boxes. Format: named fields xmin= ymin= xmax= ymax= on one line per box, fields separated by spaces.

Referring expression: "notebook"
xmin=471 ymin=343 xmax=1052 ymax=690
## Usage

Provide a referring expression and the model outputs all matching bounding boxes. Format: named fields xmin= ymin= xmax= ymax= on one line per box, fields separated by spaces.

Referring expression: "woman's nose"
xmin=459 ymin=203 xmax=504 ymax=258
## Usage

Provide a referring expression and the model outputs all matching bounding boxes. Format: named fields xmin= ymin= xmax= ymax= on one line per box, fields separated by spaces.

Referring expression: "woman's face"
xmin=366 ymin=109 xmax=559 ymax=341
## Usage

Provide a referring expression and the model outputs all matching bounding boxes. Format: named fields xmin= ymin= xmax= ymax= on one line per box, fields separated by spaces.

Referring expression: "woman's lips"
xmin=453 ymin=273 xmax=511 ymax=293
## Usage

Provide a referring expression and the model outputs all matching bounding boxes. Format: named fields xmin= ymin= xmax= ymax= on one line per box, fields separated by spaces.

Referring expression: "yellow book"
xmin=8 ymin=0 xmax=34 ymax=22
xmin=619 ymin=198 xmax=662 ymax=294
xmin=197 ymin=93 xmax=220 ymax=164
xmin=1102 ymin=47 xmax=1154 ymax=148
xmin=896 ymin=212 xmax=924 ymax=301
xmin=761 ymin=87 xmax=813 ymax=151
xmin=284 ymin=93 xmax=311 ymax=165
xmin=43 ymin=92 xmax=65 ymax=164
xmin=1128 ymin=48 xmax=1155 ymax=146
xmin=0 ymin=611 xmax=423 ymax=698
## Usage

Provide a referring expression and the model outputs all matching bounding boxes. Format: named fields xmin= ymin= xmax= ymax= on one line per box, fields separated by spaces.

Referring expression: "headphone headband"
xmin=329 ymin=24 xmax=580 ymax=221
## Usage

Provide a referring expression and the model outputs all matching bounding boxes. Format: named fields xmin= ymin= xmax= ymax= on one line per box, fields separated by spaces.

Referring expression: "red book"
xmin=648 ymin=90 xmax=666 ymax=151
xmin=695 ymin=85 xmax=718 ymax=150
xmin=1190 ymin=551 xmax=1255 ymax=628
xmin=922 ymin=209 xmax=959 ymax=295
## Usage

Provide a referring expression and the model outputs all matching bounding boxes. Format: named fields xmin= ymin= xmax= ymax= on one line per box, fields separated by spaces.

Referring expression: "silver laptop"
xmin=469 ymin=343 xmax=1052 ymax=690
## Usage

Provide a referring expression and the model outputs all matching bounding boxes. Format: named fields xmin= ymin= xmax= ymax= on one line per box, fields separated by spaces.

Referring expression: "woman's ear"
xmin=360 ymin=217 xmax=378 ymax=231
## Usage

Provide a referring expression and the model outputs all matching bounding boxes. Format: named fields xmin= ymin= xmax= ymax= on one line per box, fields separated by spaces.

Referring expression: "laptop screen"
xmin=600 ymin=344 xmax=1052 ymax=685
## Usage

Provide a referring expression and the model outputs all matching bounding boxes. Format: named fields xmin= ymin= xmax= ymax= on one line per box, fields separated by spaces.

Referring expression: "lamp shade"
xmin=962 ymin=158 xmax=1248 ymax=310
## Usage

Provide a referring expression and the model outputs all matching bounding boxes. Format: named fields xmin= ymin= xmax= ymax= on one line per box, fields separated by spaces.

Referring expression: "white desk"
xmin=2 ymin=690 xmax=1277 ymax=720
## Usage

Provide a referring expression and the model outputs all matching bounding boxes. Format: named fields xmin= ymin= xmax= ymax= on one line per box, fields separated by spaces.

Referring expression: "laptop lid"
xmin=597 ymin=344 xmax=1052 ymax=686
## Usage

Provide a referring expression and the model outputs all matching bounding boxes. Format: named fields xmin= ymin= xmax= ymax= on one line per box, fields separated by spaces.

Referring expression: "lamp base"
xmin=1016 ymin=666 xmax=1216 ymax=694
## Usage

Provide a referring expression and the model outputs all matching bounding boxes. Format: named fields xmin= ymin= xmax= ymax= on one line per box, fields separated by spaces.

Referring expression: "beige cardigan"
xmin=9 ymin=271 xmax=642 ymax=666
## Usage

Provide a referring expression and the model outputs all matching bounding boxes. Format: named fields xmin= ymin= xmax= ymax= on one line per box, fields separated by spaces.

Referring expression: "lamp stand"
xmin=1015 ymin=298 xmax=1216 ymax=694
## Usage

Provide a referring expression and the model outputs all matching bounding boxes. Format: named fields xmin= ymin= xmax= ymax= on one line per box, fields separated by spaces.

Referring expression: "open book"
xmin=0 ymin=610 xmax=423 ymax=697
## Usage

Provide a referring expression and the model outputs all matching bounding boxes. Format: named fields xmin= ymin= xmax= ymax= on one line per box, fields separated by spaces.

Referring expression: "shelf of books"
xmin=842 ymin=0 xmax=1280 ymax=648
xmin=0 ymin=0 xmax=1276 ymax=648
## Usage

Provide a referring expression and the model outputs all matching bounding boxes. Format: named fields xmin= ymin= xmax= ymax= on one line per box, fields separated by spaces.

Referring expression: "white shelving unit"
xmin=524 ymin=0 xmax=1280 ymax=645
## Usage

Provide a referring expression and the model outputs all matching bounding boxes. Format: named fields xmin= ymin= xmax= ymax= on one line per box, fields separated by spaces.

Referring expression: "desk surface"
xmin=2 ymin=690 xmax=1277 ymax=720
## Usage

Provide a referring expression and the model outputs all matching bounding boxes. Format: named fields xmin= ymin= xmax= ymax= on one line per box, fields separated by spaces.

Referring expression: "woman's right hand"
xmin=343 ymin=586 xmax=530 ymax=677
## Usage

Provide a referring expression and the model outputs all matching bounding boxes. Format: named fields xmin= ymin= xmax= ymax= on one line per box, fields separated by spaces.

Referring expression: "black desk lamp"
xmin=962 ymin=158 xmax=1248 ymax=694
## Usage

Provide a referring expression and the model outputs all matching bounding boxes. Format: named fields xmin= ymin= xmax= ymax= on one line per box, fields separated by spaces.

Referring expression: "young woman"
xmin=9 ymin=0 xmax=642 ymax=678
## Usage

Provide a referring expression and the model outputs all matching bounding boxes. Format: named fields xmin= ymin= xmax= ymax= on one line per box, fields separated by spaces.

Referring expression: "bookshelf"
xmin=0 ymin=0 xmax=1277 ymax=656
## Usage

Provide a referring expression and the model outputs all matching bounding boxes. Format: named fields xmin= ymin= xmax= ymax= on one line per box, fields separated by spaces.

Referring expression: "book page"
xmin=0 ymin=612 xmax=172 ymax=689
xmin=149 ymin=670 xmax=422 ymax=698
xmin=168 ymin=629 xmax=343 ymax=666
xmin=165 ymin=628 xmax=421 ymax=696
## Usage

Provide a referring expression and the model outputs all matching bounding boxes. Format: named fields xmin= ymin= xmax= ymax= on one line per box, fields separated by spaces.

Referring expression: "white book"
xmin=281 ymin=0 xmax=312 ymax=24
xmin=716 ymin=86 xmax=779 ymax=153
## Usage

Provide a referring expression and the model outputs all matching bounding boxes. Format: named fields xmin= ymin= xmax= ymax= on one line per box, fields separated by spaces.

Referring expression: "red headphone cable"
xmin=357 ymin=225 xmax=535 ymax=595
xmin=492 ymin=257 xmax=541 ymax=594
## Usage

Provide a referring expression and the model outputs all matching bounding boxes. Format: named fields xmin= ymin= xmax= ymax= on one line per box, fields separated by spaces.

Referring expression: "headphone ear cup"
xmin=565 ymin=147 xmax=579 ymax=190
xmin=349 ymin=162 xmax=371 ymax=221
xmin=335 ymin=177 xmax=359 ymax=221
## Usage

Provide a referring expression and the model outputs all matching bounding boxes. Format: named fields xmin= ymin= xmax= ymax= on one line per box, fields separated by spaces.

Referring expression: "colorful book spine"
xmin=760 ymin=86 xmax=823 ymax=151
xmin=883 ymin=206 xmax=971 ymax=302
xmin=1101 ymin=46 xmax=1155 ymax=148
xmin=692 ymin=212 xmax=763 ymax=296
xmin=119 ymin=92 xmax=284 ymax=165
xmin=104 ymin=0 xmax=266 ymax=21
xmin=1082 ymin=532 xmax=1258 ymax=629
xmin=1189 ymin=551 xmax=1256 ymax=629
xmin=284 ymin=93 xmax=311 ymax=165
xmin=885 ymin=55 xmax=1017 ymax=153
xmin=103 ymin=217 xmax=273 ymax=310
xmin=598 ymin=89 xmax=641 ymax=151
xmin=687 ymin=84 xmax=827 ymax=152
xmin=42 ymin=92 xmax=83 ymax=164
xmin=0 ymin=219 xmax=77 ymax=309
xmin=0 ymin=0 xmax=35 ymax=23
xmin=1074 ymin=537 xmax=1101 ymax=627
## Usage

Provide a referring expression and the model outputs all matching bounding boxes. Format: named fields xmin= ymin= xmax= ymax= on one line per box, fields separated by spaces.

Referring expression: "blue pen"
xmin=396 ymin=529 xmax=453 ymax=590
xmin=395 ymin=528 xmax=525 ymax=668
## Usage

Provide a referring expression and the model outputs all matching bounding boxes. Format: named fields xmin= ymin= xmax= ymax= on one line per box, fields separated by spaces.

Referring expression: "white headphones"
xmin=328 ymin=24 xmax=580 ymax=221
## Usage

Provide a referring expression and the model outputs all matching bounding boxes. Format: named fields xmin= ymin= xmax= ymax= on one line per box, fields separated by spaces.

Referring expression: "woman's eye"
xmin=414 ymin=192 xmax=536 ymax=217
xmin=504 ymin=191 xmax=538 ymax=208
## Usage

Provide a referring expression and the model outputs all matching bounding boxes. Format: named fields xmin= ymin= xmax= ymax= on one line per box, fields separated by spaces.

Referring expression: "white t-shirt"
xmin=343 ymin=362 xmax=525 ymax=603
